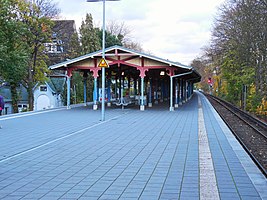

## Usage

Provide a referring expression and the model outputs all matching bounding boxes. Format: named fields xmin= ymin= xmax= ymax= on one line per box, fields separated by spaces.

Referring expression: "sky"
xmin=54 ymin=0 xmax=225 ymax=65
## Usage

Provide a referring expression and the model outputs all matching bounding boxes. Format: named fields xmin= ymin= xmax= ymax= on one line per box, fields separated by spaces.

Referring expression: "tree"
xmin=68 ymin=32 xmax=81 ymax=59
xmin=79 ymin=13 xmax=101 ymax=54
xmin=20 ymin=0 xmax=60 ymax=111
xmin=0 ymin=0 xmax=29 ymax=113
xmin=68 ymin=13 xmax=101 ymax=104
xmin=123 ymin=41 xmax=143 ymax=52
xmin=206 ymin=0 xmax=267 ymax=109
xmin=95 ymin=28 xmax=122 ymax=48
xmin=107 ymin=20 xmax=143 ymax=51
xmin=190 ymin=57 xmax=211 ymax=92
xmin=107 ymin=20 xmax=130 ymax=44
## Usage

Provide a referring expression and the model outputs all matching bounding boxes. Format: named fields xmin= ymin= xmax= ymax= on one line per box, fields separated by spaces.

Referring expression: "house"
xmin=44 ymin=20 xmax=77 ymax=66
xmin=33 ymin=77 xmax=65 ymax=111
xmin=0 ymin=83 xmax=28 ymax=114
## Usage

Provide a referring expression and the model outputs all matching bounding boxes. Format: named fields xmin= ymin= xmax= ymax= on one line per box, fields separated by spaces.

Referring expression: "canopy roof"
xmin=49 ymin=45 xmax=201 ymax=82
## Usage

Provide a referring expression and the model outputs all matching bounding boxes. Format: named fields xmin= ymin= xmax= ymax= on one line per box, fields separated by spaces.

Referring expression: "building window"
xmin=40 ymin=85 xmax=47 ymax=92
xmin=18 ymin=104 xmax=28 ymax=112
xmin=44 ymin=42 xmax=64 ymax=53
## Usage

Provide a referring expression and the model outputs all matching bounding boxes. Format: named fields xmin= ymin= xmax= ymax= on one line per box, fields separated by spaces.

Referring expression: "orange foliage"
xmin=256 ymin=97 xmax=267 ymax=116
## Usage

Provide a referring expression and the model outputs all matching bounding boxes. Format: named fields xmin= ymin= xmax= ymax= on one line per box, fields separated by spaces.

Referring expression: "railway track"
xmin=205 ymin=94 xmax=267 ymax=178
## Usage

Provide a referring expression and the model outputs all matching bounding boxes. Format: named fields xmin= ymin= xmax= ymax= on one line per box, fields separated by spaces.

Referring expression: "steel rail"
xmin=221 ymin=100 xmax=267 ymax=134
xmin=207 ymin=94 xmax=267 ymax=139
xmin=206 ymin=94 xmax=267 ymax=178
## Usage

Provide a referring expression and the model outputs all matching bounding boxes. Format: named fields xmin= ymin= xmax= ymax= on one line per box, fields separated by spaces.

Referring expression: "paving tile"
xmin=160 ymin=192 xmax=179 ymax=200
xmin=39 ymin=191 xmax=64 ymax=199
xmin=238 ymin=188 xmax=260 ymax=197
xmin=99 ymin=194 xmax=121 ymax=200
xmin=179 ymin=191 xmax=199 ymax=200
xmin=219 ymin=192 xmax=240 ymax=200
xmin=240 ymin=196 xmax=262 ymax=200
xmin=139 ymin=194 xmax=160 ymax=200
xmin=120 ymin=192 xmax=141 ymax=198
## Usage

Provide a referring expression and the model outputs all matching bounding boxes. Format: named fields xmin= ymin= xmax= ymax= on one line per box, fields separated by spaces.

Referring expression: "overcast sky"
xmin=54 ymin=0 xmax=225 ymax=65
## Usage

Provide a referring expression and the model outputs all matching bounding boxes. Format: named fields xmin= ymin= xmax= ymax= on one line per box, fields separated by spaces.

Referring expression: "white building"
xmin=34 ymin=81 xmax=64 ymax=111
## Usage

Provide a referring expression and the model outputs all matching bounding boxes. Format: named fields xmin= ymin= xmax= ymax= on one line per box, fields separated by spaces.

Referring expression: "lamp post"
xmin=86 ymin=0 xmax=120 ymax=121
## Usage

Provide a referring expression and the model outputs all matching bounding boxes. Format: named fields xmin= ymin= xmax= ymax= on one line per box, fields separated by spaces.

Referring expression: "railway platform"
xmin=0 ymin=92 xmax=266 ymax=199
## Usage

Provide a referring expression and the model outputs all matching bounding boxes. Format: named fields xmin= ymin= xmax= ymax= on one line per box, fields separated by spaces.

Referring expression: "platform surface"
xmin=0 ymin=92 xmax=266 ymax=200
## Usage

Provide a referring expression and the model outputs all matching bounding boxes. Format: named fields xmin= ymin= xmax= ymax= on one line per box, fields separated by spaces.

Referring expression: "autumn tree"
xmin=207 ymin=0 xmax=267 ymax=108
xmin=26 ymin=0 xmax=60 ymax=110
xmin=20 ymin=0 xmax=60 ymax=111
xmin=190 ymin=57 xmax=211 ymax=92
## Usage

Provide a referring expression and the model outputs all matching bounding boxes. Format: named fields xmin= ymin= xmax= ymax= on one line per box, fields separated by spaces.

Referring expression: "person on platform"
xmin=0 ymin=95 xmax=4 ymax=116
xmin=0 ymin=95 xmax=4 ymax=129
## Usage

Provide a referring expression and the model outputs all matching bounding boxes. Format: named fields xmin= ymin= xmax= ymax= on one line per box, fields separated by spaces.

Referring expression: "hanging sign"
xmin=98 ymin=58 xmax=109 ymax=68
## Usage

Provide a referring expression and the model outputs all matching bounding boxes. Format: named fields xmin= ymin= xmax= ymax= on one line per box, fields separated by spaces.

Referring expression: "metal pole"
xmin=93 ymin=78 xmax=97 ymax=105
xmin=179 ymin=79 xmax=182 ymax=105
xmin=101 ymin=0 xmax=106 ymax=121
xmin=83 ymin=78 xmax=87 ymax=105
xmin=86 ymin=0 xmax=120 ymax=119
xmin=244 ymin=85 xmax=247 ymax=111
xmin=74 ymin=84 xmax=77 ymax=104
xmin=140 ymin=77 xmax=144 ymax=111
xmin=175 ymin=79 xmax=179 ymax=107
xmin=170 ymin=77 xmax=174 ymax=111
xmin=67 ymin=76 xmax=71 ymax=109
xmin=148 ymin=78 xmax=152 ymax=107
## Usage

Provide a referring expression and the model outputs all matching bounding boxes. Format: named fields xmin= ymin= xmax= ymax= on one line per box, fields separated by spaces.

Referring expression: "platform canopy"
xmin=49 ymin=45 xmax=201 ymax=111
xmin=49 ymin=45 xmax=201 ymax=81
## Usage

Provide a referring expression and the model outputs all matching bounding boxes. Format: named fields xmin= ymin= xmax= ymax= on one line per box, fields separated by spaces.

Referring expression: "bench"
xmin=114 ymin=96 xmax=135 ymax=107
